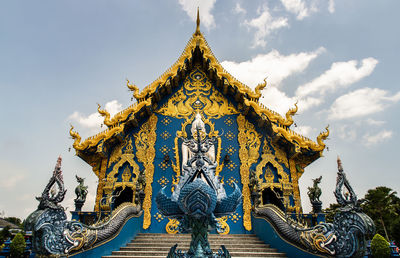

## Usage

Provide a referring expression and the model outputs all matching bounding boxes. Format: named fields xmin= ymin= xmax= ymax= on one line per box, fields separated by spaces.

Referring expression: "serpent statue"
xmin=254 ymin=157 xmax=375 ymax=257
xmin=156 ymin=128 xmax=242 ymax=258
xmin=24 ymin=156 xmax=142 ymax=256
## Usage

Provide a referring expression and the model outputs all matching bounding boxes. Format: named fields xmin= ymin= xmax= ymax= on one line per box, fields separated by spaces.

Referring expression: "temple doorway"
xmin=113 ymin=187 xmax=133 ymax=209
xmin=262 ymin=188 xmax=284 ymax=210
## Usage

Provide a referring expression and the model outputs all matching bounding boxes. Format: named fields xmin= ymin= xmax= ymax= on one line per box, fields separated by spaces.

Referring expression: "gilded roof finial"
xmin=195 ymin=7 xmax=201 ymax=35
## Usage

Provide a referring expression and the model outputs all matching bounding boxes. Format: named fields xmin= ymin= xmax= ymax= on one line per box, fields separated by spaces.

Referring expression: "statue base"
xmin=74 ymin=199 xmax=85 ymax=212
xmin=311 ymin=201 xmax=322 ymax=214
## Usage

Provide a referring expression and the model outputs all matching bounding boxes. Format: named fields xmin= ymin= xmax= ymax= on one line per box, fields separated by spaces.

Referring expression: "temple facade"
xmin=69 ymin=16 xmax=329 ymax=235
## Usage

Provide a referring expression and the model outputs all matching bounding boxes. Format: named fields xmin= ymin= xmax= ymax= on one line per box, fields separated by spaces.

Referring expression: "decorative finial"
xmin=195 ymin=7 xmax=201 ymax=35
xmin=337 ymin=156 xmax=343 ymax=172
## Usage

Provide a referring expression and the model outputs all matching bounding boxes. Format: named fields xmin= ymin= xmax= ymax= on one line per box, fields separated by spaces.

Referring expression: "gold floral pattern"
xmin=161 ymin=117 xmax=171 ymax=126
xmin=229 ymin=212 xmax=241 ymax=223
xmin=227 ymin=177 xmax=238 ymax=187
xmin=225 ymin=161 xmax=237 ymax=171
xmin=225 ymin=131 xmax=235 ymax=140
xmin=226 ymin=145 xmax=236 ymax=156
xmin=160 ymin=131 xmax=171 ymax=140
xmin=154 ymin=212 xmax=164 ymax=222
xmin=224 ymin=117 xmax=234 ymax=126
xmin=158 ymin=176 xmax=169 ymax=187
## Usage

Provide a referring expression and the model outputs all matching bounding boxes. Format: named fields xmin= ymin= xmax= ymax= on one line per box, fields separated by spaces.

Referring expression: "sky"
xmin=1 ymin=0 xmax=399 ymax=219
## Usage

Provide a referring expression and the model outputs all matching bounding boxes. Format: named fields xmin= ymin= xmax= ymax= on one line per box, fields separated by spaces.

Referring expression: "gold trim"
xmin=271 ymin=124 xmax=329 ymax=152
xmin=166 ymin=218 xmax=180 ymax=234
xmin=216 ymin=216 xmax=230 ymax=235
xmin=94 ymin=158 xmax=108 ymax=212
xmin=289 ymin=159 xmax=302 ymax=214
xmin=134 ymin=114 xmax=158 ymax=229
xmin=237 ymin=114 xmax=261 ymax=231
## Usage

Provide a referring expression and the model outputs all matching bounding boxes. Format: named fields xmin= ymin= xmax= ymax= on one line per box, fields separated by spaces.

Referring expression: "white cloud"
xmin=0 ymin=174 xmax=25 ymax=189
xmin=366 ymin=118 xmax=385 ymax=126
xmin=69 ymin=100 xmax=123 ymax=129
xmin=296 ymin=58 xmax=378 ymax=98
xmin=329 ymin=88 xmax=400 ymax=120
xmin=280 ymin=0 xmax=317 ymax=20
xmin=234 ymin=3 xmax=246 ymax=14
xmin=338 ymin=124 xmax=357 ymax=141
xmin=244 ymin=5 xmax=289 ymax=47
xmin=363 ymin=130 xmax=393 ymax=146
xmin=69 ymin=111 xmax=102 ymax=129
xmin=260 ymin=87 xmax=296 ymax=115
xmin=221 ymin=47 xmax=324 ymax=88
xmin=293 ymin=125 xmax=313 ymax=137
xmin=178 ymin=0 xmax=217 ymax=30
xmin=328 ymin=0 xmax=335 ymax=13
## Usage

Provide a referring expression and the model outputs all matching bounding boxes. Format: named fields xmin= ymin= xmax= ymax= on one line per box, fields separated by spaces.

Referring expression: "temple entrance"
xmin=262 ymin=188 xmax=284 ymax=211
xmin=113 ymin=187 xmax=133 ymax=209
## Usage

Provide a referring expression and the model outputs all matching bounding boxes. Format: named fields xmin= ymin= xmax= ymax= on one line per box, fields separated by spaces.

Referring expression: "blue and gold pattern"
xmin=225 ymin=131 xmax=235 ymax=140
xmin=229 ymin=212 xmax=241 ymax=223
xmin=226 ymin=145 xmax=236 ymax=156
xmin=227 ymin=177 xmax=238 ymax=187
xmin=160 ymin=131 xmax=171 ymax=140
xmin=224 ymin=117 xmax=234 ymax=126
xmin=158 ymin=176 xmax=169 ymax=187
xmin=161 ymin=117 xmax=171 ymax=126
xmin=160 ymin=145 xmax=170 ymax=155
xmin=225 ymin=161 xmax=237 ymax=171
xmin=154 ymin=212 xmax=165 ymax=223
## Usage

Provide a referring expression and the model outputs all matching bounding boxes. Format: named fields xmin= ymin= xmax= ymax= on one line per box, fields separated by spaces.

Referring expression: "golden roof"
xmin=70 ymin=13 xmax=328 ymax=161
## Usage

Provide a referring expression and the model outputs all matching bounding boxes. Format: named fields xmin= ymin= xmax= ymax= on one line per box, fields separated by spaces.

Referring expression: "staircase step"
xmin=110 ymin=251 xmax=286 ymax=257
xmin=102 ymin=233 xmax=286 ymax=258
xmin=120 ymin=246 xmax=277 ymax=252
xmin=126 ymin=243 xmax=271 ymax=248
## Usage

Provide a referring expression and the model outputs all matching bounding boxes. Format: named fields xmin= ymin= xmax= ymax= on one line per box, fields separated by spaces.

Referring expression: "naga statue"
xmin=25 ymin=156 xmax=141 ymax=256
xmin=156 ymin=127 xmax=242 ymax=258
xmin=254 ymin=157 xmax=375 ymax=257
xmin=307 ymin=176 xmax=322 ymax=213
xmin=74 ymin=175 xmax=88 ymax=211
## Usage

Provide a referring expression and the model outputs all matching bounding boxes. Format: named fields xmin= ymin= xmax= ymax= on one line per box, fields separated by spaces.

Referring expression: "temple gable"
xmin=69 ymin=22 xmax=329 ymax=234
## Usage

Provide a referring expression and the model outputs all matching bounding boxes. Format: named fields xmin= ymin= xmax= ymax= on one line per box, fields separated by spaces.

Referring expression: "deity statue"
xmin=181 ymin=113 xmax=215 ymax=170
xmin=156 ymin=122 xmax=241 ymax=258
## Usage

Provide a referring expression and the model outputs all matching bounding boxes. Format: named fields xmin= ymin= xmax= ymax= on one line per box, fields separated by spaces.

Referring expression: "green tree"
xmin=4 ymin=217 xmax=22 ymax=228
xmin=391 ymin=217 xmax=400 ymax=247
xmin=362 ymin=186 xmax=400 ymax=241
xmin=10 ymin=232 xmax=25 ymax=258
xmin=0 ymin=226 xmax=11 ymax=245
xmin=322 ymin=203 xmax=341 ymax=223
xmin=371 ymin=233 xmax=390 ymax=258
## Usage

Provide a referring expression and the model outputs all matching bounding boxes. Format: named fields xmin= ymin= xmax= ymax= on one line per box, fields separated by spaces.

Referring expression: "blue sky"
xmin=1 ymin=0 xmax=399 ymax=218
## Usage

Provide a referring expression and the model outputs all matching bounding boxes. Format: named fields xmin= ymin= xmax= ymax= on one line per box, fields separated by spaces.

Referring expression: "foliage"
xmin=371 ymin=233 xmax=390 ymax=258
xmin=322 ymin=203 xmax=341 ymax=223
xmin=0 ymin=226 xmax=11 ymax=245
xmin=10 ymin=232 xmax=26 ymax=258
xmin=362 ymin=186 xmax=400 ymax=240
xmin=390 ymin=217 xmax=400 ymax=248
xmin=4 ymin=217 xmax=22 ymax=228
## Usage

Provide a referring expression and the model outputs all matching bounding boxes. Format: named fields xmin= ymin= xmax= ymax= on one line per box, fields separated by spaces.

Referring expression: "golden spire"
xmin=195 ymin=7 xmax=201 ymax=35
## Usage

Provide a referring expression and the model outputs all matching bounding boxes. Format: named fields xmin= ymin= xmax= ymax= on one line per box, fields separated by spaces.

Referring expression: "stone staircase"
xmin=103 ymin=233 xmax=286 ymax=258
